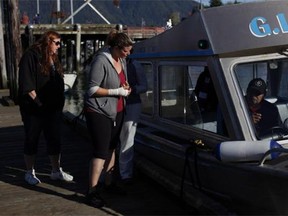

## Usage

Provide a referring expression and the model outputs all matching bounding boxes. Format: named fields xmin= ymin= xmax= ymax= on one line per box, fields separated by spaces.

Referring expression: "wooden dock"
xmin=20 ymin=24 xmax=164 ymax=41
xmin=0 ymin=90 xmax=196 ymax=215
xmin=19 ymin=23 xmax=165 ymax=72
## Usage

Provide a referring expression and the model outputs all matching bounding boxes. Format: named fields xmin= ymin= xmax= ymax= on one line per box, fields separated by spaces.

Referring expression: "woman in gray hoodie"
xmin=84 ymin=30 xmax=133 ymax=208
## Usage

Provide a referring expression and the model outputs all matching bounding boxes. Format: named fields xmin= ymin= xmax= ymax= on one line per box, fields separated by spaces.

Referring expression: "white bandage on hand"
xmin=108 ymin=87 xmax=129 ymax=96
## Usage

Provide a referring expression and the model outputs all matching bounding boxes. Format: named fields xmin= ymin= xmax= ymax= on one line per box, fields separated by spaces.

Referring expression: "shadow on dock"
xmin=0 ymin=98 xmax=197 ymax=215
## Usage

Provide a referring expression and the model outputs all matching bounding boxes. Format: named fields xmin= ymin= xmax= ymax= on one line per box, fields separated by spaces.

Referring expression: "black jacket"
xmin=18 ymin=48 xmax=64 ymax=114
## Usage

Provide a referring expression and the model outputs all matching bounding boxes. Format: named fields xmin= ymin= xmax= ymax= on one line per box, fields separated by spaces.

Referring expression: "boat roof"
xmin=133 ymin=0 xmax=288 ymax=57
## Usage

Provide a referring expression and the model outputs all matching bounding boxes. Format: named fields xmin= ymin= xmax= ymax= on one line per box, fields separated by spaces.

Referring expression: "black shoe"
xmin=104 ymin=183 xmax=127 ymax=195
xmin=121 ymin=178 xmax=134 ymax=185
xmin=86 ymin=190 xmax=106 ymax=208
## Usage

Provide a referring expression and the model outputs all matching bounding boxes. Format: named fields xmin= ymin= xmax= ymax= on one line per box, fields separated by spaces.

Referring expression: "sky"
xmin=200 ymin=0 xmax=261 ymax=5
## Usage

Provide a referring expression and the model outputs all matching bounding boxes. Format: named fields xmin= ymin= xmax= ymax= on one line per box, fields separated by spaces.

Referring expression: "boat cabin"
xmin=130 ymin=1 xmax=288 ymax=214
xmin=133 ymin=0 xmax=288 ymax=144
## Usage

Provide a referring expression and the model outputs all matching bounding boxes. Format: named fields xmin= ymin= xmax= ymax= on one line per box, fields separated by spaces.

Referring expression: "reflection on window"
xmin=235 ymin=63 xmax=267 ymax=95
xmin=235 ymin=58 xmax=288 ymax=139
xmin=159 ymin=65 xmax=198 ymax=125
xmin=159 ymin=65 xmax=222 ymax=135
xmin=278 ymin=61 xmax=288 ymax=98
xmin=234 ymin=61 xmax=288 ymax=99
xmin=140 ymin=63 xmax=153 ymax=115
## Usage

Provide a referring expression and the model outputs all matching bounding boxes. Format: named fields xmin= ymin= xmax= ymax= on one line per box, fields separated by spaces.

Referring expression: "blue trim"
xmin=270 ymin=140 xmax=283 ymax=159
xmin=215 ymin=143 xmax=221 ymax=161
xmin=131 ymin=49 xmax=214 ymax=59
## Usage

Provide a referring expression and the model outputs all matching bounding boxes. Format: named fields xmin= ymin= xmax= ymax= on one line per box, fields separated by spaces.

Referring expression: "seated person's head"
xmin=246 ymin=78 xmax=267 ymax=108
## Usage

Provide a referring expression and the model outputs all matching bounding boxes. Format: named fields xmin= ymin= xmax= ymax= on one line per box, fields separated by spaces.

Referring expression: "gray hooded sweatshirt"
xmin=84 ymin=47 xmax=127 ymax=121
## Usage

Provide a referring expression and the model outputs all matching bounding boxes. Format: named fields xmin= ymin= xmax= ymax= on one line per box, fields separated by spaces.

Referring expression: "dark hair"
xmin=32 ymin=30 xmax=63 ymax=76
xmin=106 ymin=30 xmax=133 ymax=49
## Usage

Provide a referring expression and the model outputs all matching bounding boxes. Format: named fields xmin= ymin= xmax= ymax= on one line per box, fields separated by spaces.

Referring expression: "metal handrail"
xmin=258 ymin=148 xmax=288 ymax=166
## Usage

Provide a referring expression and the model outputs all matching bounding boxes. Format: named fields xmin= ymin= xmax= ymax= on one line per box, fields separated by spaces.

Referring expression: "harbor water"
xmin=64 ymin=71 xmax=86 ymax=117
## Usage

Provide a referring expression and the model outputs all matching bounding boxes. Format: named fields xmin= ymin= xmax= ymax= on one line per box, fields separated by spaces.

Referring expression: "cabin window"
xmin=234 ymin=61 xmax=288 ymax=99
xmin=235 ymin=63 xmax=267 ymax=95
xmin=139 ymin=63 xmax=153 ymax=115
xmin=235 ymin=58 xmax=288 ymax=139
xmin=158 ymin=64 xmax=220 ymax=134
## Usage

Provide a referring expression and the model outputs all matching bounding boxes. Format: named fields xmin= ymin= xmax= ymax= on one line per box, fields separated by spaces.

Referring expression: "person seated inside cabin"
xmin=245 ymin=78 xmax=282 ymax=138
xmin=194 ymin=66 xmax=218 ymax=122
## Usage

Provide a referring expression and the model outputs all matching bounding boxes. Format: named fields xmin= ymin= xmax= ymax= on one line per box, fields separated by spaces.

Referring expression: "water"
xmin=64 ymin=71 xmax=86 ymax=116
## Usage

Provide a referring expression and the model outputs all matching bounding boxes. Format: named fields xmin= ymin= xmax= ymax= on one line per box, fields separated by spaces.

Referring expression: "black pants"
xmin=21 ymin=110 xmax=62 ymax=155
xmin=85 ymin=111 xmax=124 ymax=159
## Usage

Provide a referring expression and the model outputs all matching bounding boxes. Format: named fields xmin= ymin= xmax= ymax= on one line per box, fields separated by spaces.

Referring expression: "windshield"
xmin=235 ymin=58 xmax=288 ymax=140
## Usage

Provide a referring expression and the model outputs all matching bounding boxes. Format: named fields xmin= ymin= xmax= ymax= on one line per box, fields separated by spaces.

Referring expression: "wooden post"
xmin=66 ymin=39 xmax=74 ymax=72
xmin=0 ymin=0 xmax=8 ymax=89
xmin=75 ymin=24 xmax=81 ymax=72
xmin=2 ymin=0 xmax=22 ymax=104
xmin=60 ymin=41 xmax=67 ymax=71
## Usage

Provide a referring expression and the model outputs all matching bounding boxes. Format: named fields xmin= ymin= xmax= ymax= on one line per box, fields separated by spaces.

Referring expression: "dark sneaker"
xmin=25 ymin=169 xmax=41 ymax=185
xmin=86 ymin=190 xmax=105 ymax=208
xmin=121 ymin=178 xmax=134 ymax=185
xmin=104 ymin=183 xmax=127 ymax=195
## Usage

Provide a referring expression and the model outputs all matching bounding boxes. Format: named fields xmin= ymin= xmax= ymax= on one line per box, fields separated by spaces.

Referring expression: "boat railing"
xmin=258 ymin=147 xmax=288 ymax=166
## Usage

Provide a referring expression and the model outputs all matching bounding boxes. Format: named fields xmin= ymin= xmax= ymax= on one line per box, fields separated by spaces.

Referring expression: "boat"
xmin=64 ymin=72 xmax=77 ymax=92
xmin=130 ymin=1 xmax=288 ymax=214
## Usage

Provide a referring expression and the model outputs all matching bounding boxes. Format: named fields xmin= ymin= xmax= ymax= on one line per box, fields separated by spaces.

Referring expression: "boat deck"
xmin=0 ymin=90 xmax=196 ymax=215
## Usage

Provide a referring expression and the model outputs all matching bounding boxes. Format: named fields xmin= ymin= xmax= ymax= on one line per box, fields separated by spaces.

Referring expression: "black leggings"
xmin=85 ymin=111 xmax=124 ymax=159
xmin=21 ymin=110 xmax=62 ymax=155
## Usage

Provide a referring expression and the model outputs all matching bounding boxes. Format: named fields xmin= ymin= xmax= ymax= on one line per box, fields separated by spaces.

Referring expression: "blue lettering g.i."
xmin=249 ymin=17 xmax=271 ymax=38
xmin=277 ymin=13 xmax=288 ymax=33
xmin=249 ymin=13 xmax=288 ymax=38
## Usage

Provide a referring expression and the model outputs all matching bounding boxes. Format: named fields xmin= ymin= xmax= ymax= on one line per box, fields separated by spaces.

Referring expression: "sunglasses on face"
xmin=52 ymin=40 xmax=61 ymax=46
